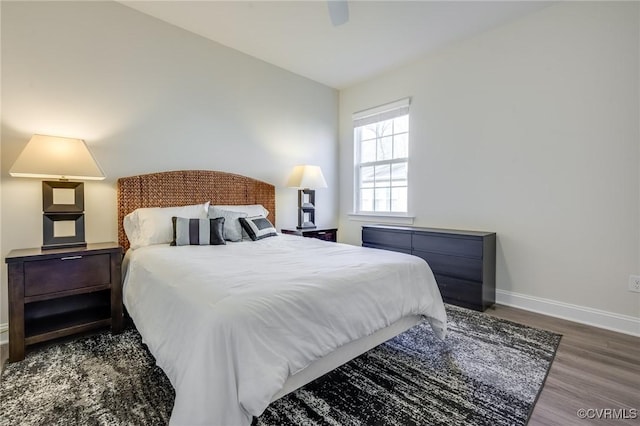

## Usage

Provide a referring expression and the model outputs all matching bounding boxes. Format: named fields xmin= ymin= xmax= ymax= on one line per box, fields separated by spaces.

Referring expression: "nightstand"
xmin=5 ymin=242 xmax=123 ymax=362
xmin=281 ymin=227 xmax=338 ymax=242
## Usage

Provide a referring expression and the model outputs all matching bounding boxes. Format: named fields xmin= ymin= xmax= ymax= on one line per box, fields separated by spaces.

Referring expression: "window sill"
xmin=347 ymin=213 xmax=415 ymax=225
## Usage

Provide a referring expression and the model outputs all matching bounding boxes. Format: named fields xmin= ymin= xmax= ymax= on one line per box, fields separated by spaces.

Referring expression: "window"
xmin=353 ymin=98 xmax=410 ymax=214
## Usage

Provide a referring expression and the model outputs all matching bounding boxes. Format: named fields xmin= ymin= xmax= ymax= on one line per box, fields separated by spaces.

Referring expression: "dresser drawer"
xmin=363 ymin=243 xmax=412 ymax=255
xmin=362 ymin=228 xmax=411 ymax=250
xmin=24 ymin=254 xmax=111 ymax=297
xmin=435 ymin=275 xmax=483 ymax=310
xmin=412 ymin=233 xmax=482 ymax=259
xmin=414 ymin=250 xmax=482 ymax=282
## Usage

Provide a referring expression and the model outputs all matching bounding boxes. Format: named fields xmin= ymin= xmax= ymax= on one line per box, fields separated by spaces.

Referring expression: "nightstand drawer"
xmin=281 ymin=227 xmax=338 ymax=242
xmin=310 ymin=230 xmax=336 ymax=242
xmin=24 ymin=254 xmax=111 ymax=297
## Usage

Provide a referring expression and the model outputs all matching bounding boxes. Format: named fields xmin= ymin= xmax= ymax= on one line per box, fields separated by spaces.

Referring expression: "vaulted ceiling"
xmin=120 ymin=1 xmax=553 ymax=89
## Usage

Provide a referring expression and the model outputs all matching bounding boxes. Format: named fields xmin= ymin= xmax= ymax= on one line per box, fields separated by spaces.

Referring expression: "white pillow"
xmin=208 ymin=207 xmax=247 ymax=242
xmin=211 ymin=204 xmax=269 ymax=218
xmin=124 ymin=202 xmax=210 ymax=249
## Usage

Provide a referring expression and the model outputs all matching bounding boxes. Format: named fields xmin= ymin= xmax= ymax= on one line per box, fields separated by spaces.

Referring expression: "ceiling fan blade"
xmin=327 ymin=0 xmax=349 ymax=26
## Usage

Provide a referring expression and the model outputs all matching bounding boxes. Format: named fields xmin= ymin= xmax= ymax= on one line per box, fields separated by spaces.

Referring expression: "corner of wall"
xmin=0 ymin=324 xmax=7 ymax=346
xmin=0 ymin=0 xmax=5 ymax=347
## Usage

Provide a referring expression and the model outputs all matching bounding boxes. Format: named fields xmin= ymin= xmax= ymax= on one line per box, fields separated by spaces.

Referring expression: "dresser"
xmin=362 ymin=225 xmax=496 ymax=311
xmin=5 ymin=242 xmax=123 ymax=361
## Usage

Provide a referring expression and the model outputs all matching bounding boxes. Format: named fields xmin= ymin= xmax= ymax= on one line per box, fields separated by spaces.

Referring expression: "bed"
xmin=117 ymin=170 xmax=447 ymax=426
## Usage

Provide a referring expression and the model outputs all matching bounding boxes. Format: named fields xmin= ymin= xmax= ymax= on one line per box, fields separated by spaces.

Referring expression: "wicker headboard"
xmin=117 ymin=170 xmax=276 ymax=251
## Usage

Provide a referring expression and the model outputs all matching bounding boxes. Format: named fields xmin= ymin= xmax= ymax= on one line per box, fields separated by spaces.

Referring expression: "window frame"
xmin=353 ymin=98 xmax=411 ymax=215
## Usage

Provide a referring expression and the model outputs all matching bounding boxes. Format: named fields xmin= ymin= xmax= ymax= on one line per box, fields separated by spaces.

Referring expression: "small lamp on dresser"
xmin=9 ymin=134 xmax=105 ymax=250
xmin=286 ymin=165 xmax=327 ymax=229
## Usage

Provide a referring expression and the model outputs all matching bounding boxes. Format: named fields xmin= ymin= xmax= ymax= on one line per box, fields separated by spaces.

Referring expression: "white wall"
xmin=0 ymin=1 xmax=338 ymax=330
xmin=339 ymin=2 xmax=640 ymax=330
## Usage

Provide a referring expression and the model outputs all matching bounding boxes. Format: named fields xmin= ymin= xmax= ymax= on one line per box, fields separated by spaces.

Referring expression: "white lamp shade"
xmin=9 ymin=134 xmax=105 ymax=180
xmin=286 ymin=165 xmax=328 ymax=189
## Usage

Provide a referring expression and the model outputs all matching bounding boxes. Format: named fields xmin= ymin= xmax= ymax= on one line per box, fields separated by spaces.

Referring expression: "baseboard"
xmin=0 ymin=323 xmax=7 ymax=345
xmin=496 ymin=290 xmax=640 ymax=337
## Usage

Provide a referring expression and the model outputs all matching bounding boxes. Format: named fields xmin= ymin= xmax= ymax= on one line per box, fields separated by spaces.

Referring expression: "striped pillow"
xmin=171 ymin=217 xmax=226 ymax=246
xmin=238 ymin=215 xmax=277 ymax=241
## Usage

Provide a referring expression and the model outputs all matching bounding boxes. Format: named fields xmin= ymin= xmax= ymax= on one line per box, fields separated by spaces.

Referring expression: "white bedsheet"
xmin=123 ymin=234 xmax=447 ymax=426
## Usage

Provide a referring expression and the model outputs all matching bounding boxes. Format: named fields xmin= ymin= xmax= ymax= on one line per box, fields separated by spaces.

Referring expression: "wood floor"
xmin=1 ymin=305 xmax=638 ymax=424
xmin=488 ymin=305 xmax=640 ymax=426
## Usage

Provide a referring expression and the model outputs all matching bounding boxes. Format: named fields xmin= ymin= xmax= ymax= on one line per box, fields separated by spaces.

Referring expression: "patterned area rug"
xmin=0 ymin=305 xmax=560 ymax=426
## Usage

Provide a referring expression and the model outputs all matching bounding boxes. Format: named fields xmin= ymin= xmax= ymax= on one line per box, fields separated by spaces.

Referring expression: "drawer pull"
xmin=317 ymin=232 xmax=326 ymax=235
xmin=61 ymin=256 xmax=83 ymax=261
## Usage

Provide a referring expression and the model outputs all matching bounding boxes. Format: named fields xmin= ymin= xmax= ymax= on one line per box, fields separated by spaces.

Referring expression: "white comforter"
xmin=123 ymin=234 xmax=447 ymax=426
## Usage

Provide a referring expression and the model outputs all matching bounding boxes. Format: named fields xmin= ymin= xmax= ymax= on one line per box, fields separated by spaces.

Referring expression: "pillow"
xmin=211 ymin=204 xmax=269 ymax=218
xmin=123 ymin=212 xmax=142 ymax=248
xmin=171 ymin=217 xmax=225 ymax=246
xmin=208 ymin=206 xmax=247 ymax=242
xmin=124 ymin=202 xmax=210 ymax=249
xmin=238 ymin=215 xmax=278 ymax=241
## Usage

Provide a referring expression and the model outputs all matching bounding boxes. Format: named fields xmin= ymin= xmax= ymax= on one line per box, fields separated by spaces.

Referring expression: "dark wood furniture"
xmin=5 ymin=242 xmax=123 ymax=362
xmin=281 ymin=227 xmax=338 ymax=242
xmin=362 ymin=225 xmax=496 ymax=311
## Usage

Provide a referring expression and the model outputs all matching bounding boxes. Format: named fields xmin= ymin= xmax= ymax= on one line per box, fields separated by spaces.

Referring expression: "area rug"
xmin=0 ymin=305 xmax=561 ymax=426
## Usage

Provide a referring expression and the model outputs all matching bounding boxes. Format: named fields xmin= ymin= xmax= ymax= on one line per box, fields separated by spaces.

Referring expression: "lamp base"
xmin=43 ymin=212 xmax=86 ymax=250
xmin=42 ymin=241 xmax=87 ymax=251
xmin=296 ymin=222 xmax=316 ymax=230
xmin=297 ymin=189 xmax=317 ymax=229
xmin=41 ymin=180 xmax=87 ymax=251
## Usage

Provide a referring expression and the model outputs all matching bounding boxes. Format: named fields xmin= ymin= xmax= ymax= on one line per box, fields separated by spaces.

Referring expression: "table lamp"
xmin=9 ymin=134 xmax=105 ymax=249
xmin=286 ymin=165 xmax=327 ymax=229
